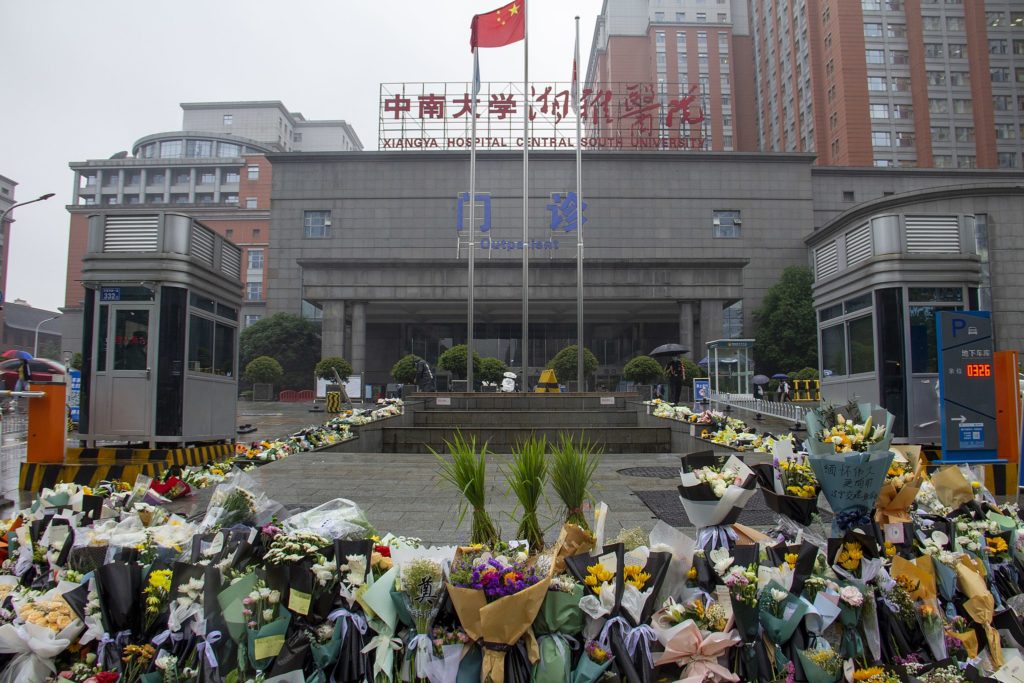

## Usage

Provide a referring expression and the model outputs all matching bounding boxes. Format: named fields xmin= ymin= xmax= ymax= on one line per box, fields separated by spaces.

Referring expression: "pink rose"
xmin=839 ymin=585 xmax=863 ymax=607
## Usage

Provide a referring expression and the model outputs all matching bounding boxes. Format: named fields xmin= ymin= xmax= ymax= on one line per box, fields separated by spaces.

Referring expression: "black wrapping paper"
xmin=752 ymin=463 xmax=821 ymax=527
xmin=94 ymin=559 xmax=143 ymax=635
xmin=330 ymin=613 xmax=371 ymax=683
xmin=266 ymin=627 xmax=313 ymax=677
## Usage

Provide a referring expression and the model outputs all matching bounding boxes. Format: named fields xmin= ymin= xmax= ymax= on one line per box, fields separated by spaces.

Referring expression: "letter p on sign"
xmin=951 ymin=318 xmax=966 ymax=337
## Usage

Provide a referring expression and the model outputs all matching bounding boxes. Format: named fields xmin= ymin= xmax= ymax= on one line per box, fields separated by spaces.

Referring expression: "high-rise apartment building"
xmin=751 ymin=0 xmax=1024 ymax=169
xmin=589 ymin=0 xmax=1024 ymax=169
xmin=63 ymin=101 xmax=361 ymax=355
xmin=586 ymin=0 xmax=760 ymax=151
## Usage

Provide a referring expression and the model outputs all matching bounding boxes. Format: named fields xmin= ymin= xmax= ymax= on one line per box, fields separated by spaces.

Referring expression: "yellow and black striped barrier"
xmin=63 ymin=443 xmax=233 ymax=467
xmin=20 ymin=461 xmax=167 ymax=492
xmin=326 ymin=391 xmax=342 ymax=413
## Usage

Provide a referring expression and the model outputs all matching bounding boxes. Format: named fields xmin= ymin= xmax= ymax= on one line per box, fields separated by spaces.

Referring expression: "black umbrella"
xmin=650 ymin=343 xmax=688 ymax=358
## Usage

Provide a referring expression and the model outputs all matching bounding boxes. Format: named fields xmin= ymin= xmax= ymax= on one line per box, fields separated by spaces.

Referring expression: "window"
xmin=188 ymin=314 xmax=235 ymax=376
xmin=656 ymin=31 xmax=665 ymax=47
xmin=924 ymin=43 xmax=944 ymax=58
xmin=223 ymin=114 xmax=233 ymax=125
xmin=148 ymin=173 xmax=165 ymax=186
xmin=160 ymin=140 xmax=183 ymax=158
xmin=248 ymin=248 xmax=264 ymax=269
xmin=989 ymin=11 xmax=1007 ymax=27
xmin=712 ymin=210 xmax=741 ymax=238
xmin=1016 ymin=40 xmax=1024 ymax=56
xmin=124 ymin=172 xmax=140 ymax=186
xmin=888 ymin=23 xmax=906 ymax=38
xmin=821 ymin=325 xmax=847 ymax=377
xmin=929 ymin=98 xmax=949 ymax=114
xmin=140 ymin=143 xmax=156 ymax=159
xmin=655 ymin=11 xmax=665 ymax=21
xmin=292 ymin=132 xmax=302 ymax=143
xmin=868 ymin=76 xmax=887 ymax=91
xmin=949 ymin=71 xmax=969 ymax=87
xmin=247 ymin=165 xmax=260 ymax=180
xmin=862 ymin=0 xmax=881 ymax=9
xmin=146 ymin=194 xmax=164 ymax=204
xmin=922 ymin=16 xmax=941 ymax=31
xmin=198 ymin=171 xmax=216 ymax=185
xmin=864 ymin=23 xmax=883 ymax=37
xmin=657 ymin=53 xmax=667 ymax=70
xmin=992 ymin=67 xmax=1011 ymax=83
xmin=174 ymin=172 xmax=190 ymax=185
xmin=885 ymin=0 xmax=902 ymax=9
xmin=870 ymin=104 xmax=889 ymax=119
xmin=948 ymin=43 xmax=965 ymax=58
xmin=998 ymin=152 xmax=1019 ymax=169
xmin=223 ymin=194 xmax=238 ymax=205
xmin=186 ymin=140 xmax=213 ymax=157
xmin=244 ymin=314 xmax=262 ymax=328
xmin=953 ymin=99 xmax=972 ymax=114
xmin=304 ymin=210 xmax=331 ymax=238
xmin=872 ymin=131 xmax=892 ymax=147
xmin=990 ymin=39 xmax=1008 ymax=55
xmin=218 ymin=143 xmax=241 ymax=157
xmin=866 ymin=49 xmax=885 ymax=64
xmin=995 ymin=123 xmax=1017 ymax=140
xmin=696 ymin=12 xmax=706 ymax=22
xmin=891 ymin=77 xmax=911 ymax=92
xmin=896 ymin=131 xmax=915 ymax=147
xmin=994 ymin=95 xmax=1012 ymax=111
xmin=843 ymin=191 xmax=856 ymax=202
xmin=946 ymin=16 xmax=964 ymax=31
xmin=1013 ymin=12 xmax=1024 ymax=27
xmin=891 ymin=50 xmax=910 ymax=65
xmin=848 ymin=315 xmax=875 ymax=374
xmin=245 ymin=197 xmax=257 ymax=209
xmin=933 ymin=155 xmax=953 ymax=168
xmin=893 ymin=103 xmax=913 ymax=119
xmin=957 ymin=155 xmax=976 ymax=169
xmin=955 ymin=126 xmax=975 ymax=142
xmin=931 ymin=126 xmax=950 ymax=142
xmin=1018 ymin=68 xmax=1024 ymax=83
xmin=245 ymin=282 xmax=262 ymax=301
xmin=910 ymin=303 xmax=961 ymax=373
xmin=196 ymin=193 xmax=215 ymax=205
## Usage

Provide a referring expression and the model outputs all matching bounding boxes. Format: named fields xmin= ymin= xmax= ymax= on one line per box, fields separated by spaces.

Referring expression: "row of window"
xmin=987 ymin=12 xmax=1024 ymax=29
xmin=140 ymin=139 xmax=255 ymax=160
xmin=301 ymin=210 xmax=745 ymax=239
xmin=81 ymin=195 xmax=261 ymax=208
xmin=990 ymin=39 xmax=1024 ymax=55
xmin=875 ymin=123 xmax=1024 ymax=145
xmin=653 ymin=11 xmax=726 ymax=23
xmin=82 ymin=165 xmax=259 ymax=189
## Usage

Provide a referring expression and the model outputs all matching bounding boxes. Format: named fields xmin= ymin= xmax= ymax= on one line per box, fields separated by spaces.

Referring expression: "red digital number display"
xmin=966 ymin=363 xmax=991 ymax=377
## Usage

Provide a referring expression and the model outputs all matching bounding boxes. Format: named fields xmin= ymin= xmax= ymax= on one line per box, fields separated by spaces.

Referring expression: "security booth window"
xmin=847 ymin=315 xmax=875 ymax=374
xmin=821 ymin=324 xmax=847 ymax=377
xmin=113 ymin=309 xmax=150 ymax=370
xmin=188 ymin=314 xmax=235 ymax=376
xmin=909 ymin=287 xmax=964 ymax=374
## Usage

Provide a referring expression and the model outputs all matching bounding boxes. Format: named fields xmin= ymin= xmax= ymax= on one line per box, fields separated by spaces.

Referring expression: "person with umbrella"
xmin=665 ymin=355 xmax=686 ymax=404
xmin=2 ymin=350 xmax=32 ymax=412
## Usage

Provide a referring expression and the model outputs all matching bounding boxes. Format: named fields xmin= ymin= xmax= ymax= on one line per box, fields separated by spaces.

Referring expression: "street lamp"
xmin=33 ymin=315 xmax=59 ymax=357
xmin=0 ymin=192 xmax=56 ymax=226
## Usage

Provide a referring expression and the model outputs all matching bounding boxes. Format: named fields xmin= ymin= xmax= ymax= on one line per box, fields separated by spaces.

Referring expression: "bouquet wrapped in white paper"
xmin=678 ymin=453 xmax=756 ymax=550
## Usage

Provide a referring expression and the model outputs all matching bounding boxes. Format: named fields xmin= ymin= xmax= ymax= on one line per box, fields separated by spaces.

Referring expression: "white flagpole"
xmin=520 ymin=0 xmax=530 ymax=391
xmin=574 ymin=16 xmax=584 ymax=392
xmin=467 ymin=48 xmax=479 ymax=392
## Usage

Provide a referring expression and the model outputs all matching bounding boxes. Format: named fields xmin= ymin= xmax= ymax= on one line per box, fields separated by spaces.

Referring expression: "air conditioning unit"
xmin=713 ymin=218 xmax=721 ymax=226
xmin=324 ymin=218 xmax=332 ymax=226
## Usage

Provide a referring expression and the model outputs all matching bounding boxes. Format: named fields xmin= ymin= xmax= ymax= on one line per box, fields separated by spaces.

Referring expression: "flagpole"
xmin=574 ymin=15 xmax=584 ymax=392
xmin=520 ymin=0 xmax=530 ymax=391
xmin=467 ymin=48 xmax=479 ymax=392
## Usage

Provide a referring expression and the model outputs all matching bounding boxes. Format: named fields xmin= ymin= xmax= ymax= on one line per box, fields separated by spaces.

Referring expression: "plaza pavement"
xmin=169 ymin=400 xmax=787 ymax=546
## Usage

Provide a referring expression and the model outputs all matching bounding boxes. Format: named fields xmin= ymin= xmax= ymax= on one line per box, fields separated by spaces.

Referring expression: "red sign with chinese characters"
xmin=378 ymin=82 xmax=707 ymax=151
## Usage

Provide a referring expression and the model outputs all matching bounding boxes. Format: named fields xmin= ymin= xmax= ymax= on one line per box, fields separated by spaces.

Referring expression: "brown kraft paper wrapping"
xmin=931 ymin=465 xmax=975 ymax=509
xmin=957 ymin=557 xmax=1003 ymax=668
xmin=550 ymin=524 xmax=595 ymax=576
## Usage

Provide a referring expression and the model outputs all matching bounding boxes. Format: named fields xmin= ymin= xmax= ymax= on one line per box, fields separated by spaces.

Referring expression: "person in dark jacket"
xmin=665 ymin=356 xmax=685 ymax=404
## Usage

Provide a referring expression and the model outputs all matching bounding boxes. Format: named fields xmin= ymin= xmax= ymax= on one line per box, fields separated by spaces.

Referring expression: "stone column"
xmin=699 ymin=299 xmax=725 ymax=355
xmin=321 ymin=300 xmax=346 ymax=359
xmin=351 ymin=301 xmax=367 ymax=376
xmin=677 ymin=301 xmax=694 ymax=358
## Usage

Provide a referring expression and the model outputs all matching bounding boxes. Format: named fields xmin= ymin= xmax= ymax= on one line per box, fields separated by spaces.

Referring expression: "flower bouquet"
xmin=806 ymin=404 xmax=895 ymax=537
xmin=758 ymin=581 xmax=810 ymax=679
xmin=447 ymin=550 xmax=549 ymax=683
xmin=571 ymin=640 xmax=613 ymax=683
xmin=243 ymin=578 xmax=291 ymax=673
xmin=318 ymin=539 xmax=374 ymax=683
xmin=874 ymin=446 xmax=925 ymax=526
xmin=752 ymin=442 xmax=822 ymax=527
xmin=0 ymin=584 xmax=84 ymax=683
xmin=395 ymin=556 xmax=445 ymax=682
xmin=796 ymin=646 xmax=844 ymax=683
xmin=651 ymin=597 xmax=739 ymax=683
xmin=531 ymin=574 xmax=585 ymax=683
xmin=678 ymin=452 xmax=756 ymax=550
xmin=716 ymin=561 xmax=770 ymax=683
xmin=92 ymin=559 xmax=143 ymax=672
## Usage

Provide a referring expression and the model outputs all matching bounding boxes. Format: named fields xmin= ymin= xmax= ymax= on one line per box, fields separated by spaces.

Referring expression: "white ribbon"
xmin=97 ymin=629 xmax=130 ymax=669
xmin=696 ymin=525 xmax=737 ymax=551
xmin=197 ymin=630 xmax=222 ymax=669
xmin=328 ymin=607 xmax=368 ymax=647
xmin=151 ymin=628 xmax=185 ymax=648
xmin=598 ymin=616 xmax=630 ymax=650
xmin=408 ymin=633 xmax=432 ymax=680
xmin=361 ymin=633 xmax=403 ymax=681
xmin=624 ymin=624 xmax=657 ymax=669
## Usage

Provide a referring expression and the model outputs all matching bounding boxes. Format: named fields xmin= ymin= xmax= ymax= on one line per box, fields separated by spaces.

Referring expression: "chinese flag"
xmin=470 ymin=0 xmax=525 ymax=50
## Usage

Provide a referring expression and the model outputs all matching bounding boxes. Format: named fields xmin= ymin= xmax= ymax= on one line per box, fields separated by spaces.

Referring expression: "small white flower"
xmin=709 ymin=547 xmax=734 ymax=575
xmin=268 ymin=590 xmax=280 ymax=605
xmin=262 ymin=608 xmax=274 ymax=622
xmin=770 ymin=588 xmax=789 ymax=605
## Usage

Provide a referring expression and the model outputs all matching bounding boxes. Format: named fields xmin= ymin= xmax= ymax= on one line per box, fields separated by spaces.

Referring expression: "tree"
xmin=315 ymin=357 xmax=353 ymax=383
xmin=478 ymin=357 xmax=507 ymax=384
xmin=244 ymin=356 xmax=283 ymax=386
xmin=70 ymin=352 xmax=83 ymax=370
xmin=752 ymin=266 xmax=818 ymax=376
xmin=438 ymin=344 xmax=481 ymax=380
xmin=391 ymin=354 xmax=423 ymax=384
xmin=239 ymin=313 xmax=321 ymax=390
xmin=622 ymin=355 xmax=663 ymax=385
xmin=547 ymin=345 xmax=598 ymax=384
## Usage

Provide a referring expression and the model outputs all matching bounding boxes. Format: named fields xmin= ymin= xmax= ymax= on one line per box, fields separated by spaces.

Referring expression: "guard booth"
xmin=77 ymin=212 xmax=242 ymax=446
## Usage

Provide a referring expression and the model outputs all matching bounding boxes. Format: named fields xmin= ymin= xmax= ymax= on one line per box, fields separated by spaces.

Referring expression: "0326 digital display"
xmin=965 ymin=363 xmax=991 ymax=378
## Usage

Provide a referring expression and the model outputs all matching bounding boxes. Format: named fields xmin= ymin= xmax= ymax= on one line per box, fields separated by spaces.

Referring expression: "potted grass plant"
xmin=433 ymin=430 xmax=500 ymax=546
xmin=549 ymin=433 xmax=602 ymax=530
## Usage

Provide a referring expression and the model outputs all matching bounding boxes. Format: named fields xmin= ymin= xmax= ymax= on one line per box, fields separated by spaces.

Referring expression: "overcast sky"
xmin=1 ymin=0 xmax=603 ymax=313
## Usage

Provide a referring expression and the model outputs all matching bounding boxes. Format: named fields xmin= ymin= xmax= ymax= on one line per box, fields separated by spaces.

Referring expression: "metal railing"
xmin=710 ymin=393 xmax=810 ymax=426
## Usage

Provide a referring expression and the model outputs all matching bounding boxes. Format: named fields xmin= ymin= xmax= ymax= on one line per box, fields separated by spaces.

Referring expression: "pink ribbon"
xmin=653 ymin=621 xmax=741 ymax=683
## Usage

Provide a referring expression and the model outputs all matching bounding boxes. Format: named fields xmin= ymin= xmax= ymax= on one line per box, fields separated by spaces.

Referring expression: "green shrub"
xmin=547 ymin=345 xmax=598 ymax=385
xmin=391 ymin=354 xmax=423 ymax=384
xmin=243 ymin=356 xmax=283 ymax=385
xmin=438 ymin=344 xmax=481 ymax=380
xmin=794 ymin=366 xmax=819 ymax=381
xmin=315 ymin=357 xmax=354 ymax=382
xmin=478 ymin=357 xmax=507 ymax=384
xmin=622 ymin=355 xmax=664 ymax=385
xmin=70 ymin=352 xmax=83 ymax=370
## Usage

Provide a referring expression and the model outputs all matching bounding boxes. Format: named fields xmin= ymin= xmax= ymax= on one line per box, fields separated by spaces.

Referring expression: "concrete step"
xmin=411 ymin=393 xmax=635 ymax=411
xmin=381 ymin=426 xmax=671 ymax=454
xmin=412 ymin=410 xmax=638 ymax=428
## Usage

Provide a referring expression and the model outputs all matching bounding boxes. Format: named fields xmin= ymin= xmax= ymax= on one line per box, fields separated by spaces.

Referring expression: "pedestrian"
xmin=782 ymin=379 xmax=791 ymax=402
xmin=665 ymin=356 xmax=685 ymax=404
xmin=754 ymin=383 xmax=765 ymax=401
xmin=776 ymin=381 xmax=784 ymax=403
xmin=13 ymin=358 xmax=31 ymax=413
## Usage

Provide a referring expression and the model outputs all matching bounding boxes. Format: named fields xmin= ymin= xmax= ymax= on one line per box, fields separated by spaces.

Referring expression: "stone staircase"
xmin=381 ymin=393 xmax=671 ymax=454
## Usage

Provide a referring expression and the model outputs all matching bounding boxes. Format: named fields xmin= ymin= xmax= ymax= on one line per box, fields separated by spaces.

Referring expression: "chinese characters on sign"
xmin=380 ymin=82 xmax=708 ymax=151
